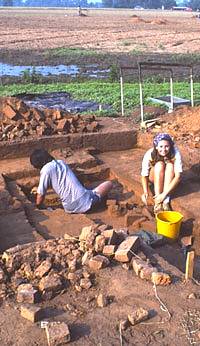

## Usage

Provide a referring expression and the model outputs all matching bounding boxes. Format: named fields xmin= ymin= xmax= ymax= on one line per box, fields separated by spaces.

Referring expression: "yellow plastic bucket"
xmin=156 ymin=211 xmax=183 ymax=240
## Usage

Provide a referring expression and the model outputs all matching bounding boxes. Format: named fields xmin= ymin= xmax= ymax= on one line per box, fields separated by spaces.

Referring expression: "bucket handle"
xmin=168 ymin=216 xmax=183 ymax=225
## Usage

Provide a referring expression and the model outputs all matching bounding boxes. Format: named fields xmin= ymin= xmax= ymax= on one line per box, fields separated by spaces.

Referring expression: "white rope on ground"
xmin=152 ymin=281 xmax=172 ymax=321
xmin=192 ymin=278 xmax=200 ymax=286
xmin=119 ymin=323 xmax=123 ymax=346
xmin=129 ymin=249 xmax=145 ymax=261
xmin=140 ymin=321 xmax=165 ymax=325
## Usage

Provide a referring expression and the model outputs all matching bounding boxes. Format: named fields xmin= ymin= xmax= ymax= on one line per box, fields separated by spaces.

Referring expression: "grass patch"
xmin=130 ymin=49 xmax=142 ymax=55
xmin=44 ymin=47 xmax=104 ymax=59
xmin=158 ymin=43 xmax=165 ymax=50
xmin=170 ymin=52 xmax=200 ymax=64
xmin=122 ymin=41 xmax=132 ymax=47
xmin=1 ymin=80 xmax=200 ymax=116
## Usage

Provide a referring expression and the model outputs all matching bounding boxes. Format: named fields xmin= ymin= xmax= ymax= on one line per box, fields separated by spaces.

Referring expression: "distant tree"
xmin=189 ymin=0 xmax=200 ymax=9
xmin=144 ymin=0 xmax=162 ymax=8
xmin=102 ymin=0 xmax=113 ymax=6
xmin=161 ymin=0 xmax=177 ymax=9
xmin=115 ymin=0 xmax=136 ymax=7
xmin=3 ymin=0 xmax=13 ymax=5
xmin=102 ymin=0 xmax=138 ymax=7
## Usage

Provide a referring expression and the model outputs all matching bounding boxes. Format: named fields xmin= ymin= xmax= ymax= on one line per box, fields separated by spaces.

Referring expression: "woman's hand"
xmin=154 ymin=193 xmax=165 ymax=204
xmin=141 ymin=193 xmax=149 ymax=205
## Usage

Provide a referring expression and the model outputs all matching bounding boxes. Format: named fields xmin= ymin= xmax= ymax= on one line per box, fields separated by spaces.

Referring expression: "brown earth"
xmin=0 ymin=8 xmax=200 ymax=346
xmin=0 ymin=106 xmax=199 ymax=345
xmin=0 ymin=8 xmax=199 ymax=55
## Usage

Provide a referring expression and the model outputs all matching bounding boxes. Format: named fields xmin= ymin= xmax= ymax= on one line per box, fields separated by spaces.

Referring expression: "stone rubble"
xmin=45 ymin=321 xmax=71 ymax=345
xmin=0 ymin=222 xmax=172 ymax=323
xmin=0 ymin=96 xmax=100 ymax=142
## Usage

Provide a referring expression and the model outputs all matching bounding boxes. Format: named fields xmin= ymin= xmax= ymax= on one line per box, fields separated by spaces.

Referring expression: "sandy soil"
xmin=0 ymin=8 xmax=200 ymax=55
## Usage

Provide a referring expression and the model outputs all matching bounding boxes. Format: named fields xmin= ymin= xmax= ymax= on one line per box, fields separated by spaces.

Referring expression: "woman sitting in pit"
xmin=141 ymin=133 xmax=183 ymax=213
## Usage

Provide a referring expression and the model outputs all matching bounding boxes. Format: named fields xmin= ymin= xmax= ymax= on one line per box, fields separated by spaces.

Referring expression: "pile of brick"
xmin=0 ymin=97 xmax=100 ymax=142
xmin=0 ymin=224 xmax=171 ymax=304
xmin=0 ymin=223 xmax=172 ymax=343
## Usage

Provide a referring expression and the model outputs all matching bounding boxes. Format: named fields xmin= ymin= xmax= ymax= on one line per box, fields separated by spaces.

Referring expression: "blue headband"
xmin=153 ymin=133 xmax=174 ymax=147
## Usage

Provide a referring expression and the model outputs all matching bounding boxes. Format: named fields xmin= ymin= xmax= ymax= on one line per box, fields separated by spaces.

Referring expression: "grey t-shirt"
xmin=37 ymin=160 xmax=93 ymax=213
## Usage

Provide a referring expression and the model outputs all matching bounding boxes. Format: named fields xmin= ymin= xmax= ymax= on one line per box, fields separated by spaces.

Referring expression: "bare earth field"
xmin=0 ymin=8 xmax=200 ymax=346
xmin=0 ymin=8 xmax=200 ymax=54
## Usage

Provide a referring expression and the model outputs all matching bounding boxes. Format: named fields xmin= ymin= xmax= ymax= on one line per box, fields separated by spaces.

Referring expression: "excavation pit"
xmin=0 ymin=147 xmax=148 ymax=252
xmin=0 ymin=115 xmax=200 ymax=346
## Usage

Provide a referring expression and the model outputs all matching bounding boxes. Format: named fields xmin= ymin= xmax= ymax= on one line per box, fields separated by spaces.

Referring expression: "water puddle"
xmin=0 ymin=63 xmax=109 ymax=78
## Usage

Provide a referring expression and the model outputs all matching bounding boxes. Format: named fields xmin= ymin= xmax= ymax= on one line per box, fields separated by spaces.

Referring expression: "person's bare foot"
xmin=163 ymin=202 xmax=171 ymax=211
xmin=153 ymin=203 xmax=163 ymax=214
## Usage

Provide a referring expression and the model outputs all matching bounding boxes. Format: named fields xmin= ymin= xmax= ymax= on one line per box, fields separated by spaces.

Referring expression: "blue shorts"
xmin=90 ymin=190 xmax=101 ymax=207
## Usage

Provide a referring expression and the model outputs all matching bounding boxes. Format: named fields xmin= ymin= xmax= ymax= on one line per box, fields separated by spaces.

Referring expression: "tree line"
xmin=1 ymin=0 xmax=200 ymax=10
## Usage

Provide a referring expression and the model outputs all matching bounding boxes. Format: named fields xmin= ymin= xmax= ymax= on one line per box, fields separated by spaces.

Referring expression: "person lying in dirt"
xmin=141 ymin=133 xmax=183 ymax=214
xmin=30 ymin=148 xmax=113 ymax=213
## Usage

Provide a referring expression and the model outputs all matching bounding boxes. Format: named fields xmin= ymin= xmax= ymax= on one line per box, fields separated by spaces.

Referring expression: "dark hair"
xmin=30 ymin=149 xmax=54 ymax=169
xmin=151 ymin=140 xmax=175 ymax=165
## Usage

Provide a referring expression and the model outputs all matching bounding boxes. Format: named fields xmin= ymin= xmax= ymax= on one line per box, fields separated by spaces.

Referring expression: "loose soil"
xmin=0 ymin=8 xmax=200 ymax=346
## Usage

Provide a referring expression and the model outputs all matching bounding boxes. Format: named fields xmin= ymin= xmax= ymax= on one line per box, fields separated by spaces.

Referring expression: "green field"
xmin=0 ymin=81 xmax=198 ymax=117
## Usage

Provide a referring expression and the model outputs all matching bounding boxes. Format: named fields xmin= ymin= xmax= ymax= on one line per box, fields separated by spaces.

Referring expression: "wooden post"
xmin=185 ymin=250 xmax=195 ymax=281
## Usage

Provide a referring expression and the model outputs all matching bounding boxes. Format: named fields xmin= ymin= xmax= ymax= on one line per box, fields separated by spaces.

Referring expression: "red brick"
xmin=18 ymin=102 xmax=31 ymax=120
xmin=45 ymin=322 xmax=70 ymax=345
xmin=3 ymin=104 xmax=19 ymax=121
xmin=151 ymin=272 xmax=171 ymax=286
xmin=98 ymin=224 xmax=112 ymax=232
xmin=34 ymin=259 xmax=52 ymax=278
xmin=128 ymin=308 xmax=149 ymax=325
xmin=94 ymin=235 xmax=106 ymax=252
xmin=108 ymin=204 xmax=121 ymax=217
xmin=103 ymin=245 xmax=117 ymax=256
xmin=56 ymin=119 xmax=70 ymax=132
xmin=21 ymin=304 xmax=43 ymax=323
xmin=17 ymin=283 xmax=40 ymax=304
xmin=39 ymin=272 xmax=63 ymax=299
xmin=88 ymin=255 xmax=110 ymax=271
xmin=115 ymin=236 xmax=140 ymax=262
xmin=132 ymin=258 xmax=146 ymax=276
xmin=102 ymin=229 xmax=118 ymax=245
xmin=140 ymin=266 xmax=157 ymax=281
xmin=52 ymin=109 xmax=62 ymax=121
xmin=79 ymin=225 xmax=93 ymax=241
xmin=80 ymin=278 xmax=92 ymax=289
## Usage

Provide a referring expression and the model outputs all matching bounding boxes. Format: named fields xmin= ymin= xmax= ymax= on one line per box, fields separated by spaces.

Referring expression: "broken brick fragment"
xmin=102 ymin=229 xmax=118 ymax=245
xmin=3 ymin=104 xmax=20 ymax=121
xmin=34 ymin=259 xmax=52 ymax=278
xmin=151 ymin=272 xmax=171 ymax=286
xmin=115 ymin=236 xmax=140 ymax=262
xmin=88 ymin=255 xmax=110 ymax=271
xmin=45 ymin=321 xmax=71 ymax=346
xmin=39 ymin=272 xmax=63 ymax=300
xmin=56 ymin=119 xmax=70 ymax=132
xmin=20 ymin=304 xmax=44 ymax=323
xmin=17 ymin=283 xmax=40 ymax=304
xmin=102 ymin=245 xmax=117 ymax=256
xmin=132 ymin=258 xmax=157 ymax=281
xmin=128 ymin=308 xmax=149 ymax=325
